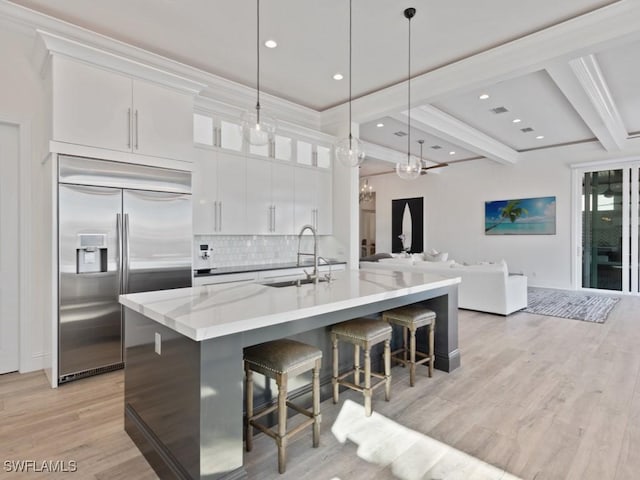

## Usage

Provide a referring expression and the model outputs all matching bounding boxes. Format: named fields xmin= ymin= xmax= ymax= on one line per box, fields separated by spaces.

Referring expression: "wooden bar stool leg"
xmin=312 ymin=358 xmax=321 ymax=448
xmin=245 ymin=366 xmax=253 ymax=452
xmin=363 ymin=344 xmax=372 ymax=417
xmin=409 ymin=325 xmax=417 ymax=387
xmin=354 ymin=344 xmax=361 ymax=387
xmin=277 ymin=373 xmax=288 ymax=474
xmin=402 ymin=326 xmax=408 ymax=364
xmin=332 ymin=334 xmax=339 ymax=404
xmin=384 ymin=339 xmax=391 ymax=401
xmin=428 ymin=322 xmax=434 ymax=377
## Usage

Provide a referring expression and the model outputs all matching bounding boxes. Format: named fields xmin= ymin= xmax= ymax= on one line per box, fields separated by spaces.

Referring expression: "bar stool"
xmin=244 ymin=339 xmax=322 ymax=474
xmin=331 ymin=318 xmax=392 ymax=416
xmin=383 ymin=305 xmax=436 ymax=386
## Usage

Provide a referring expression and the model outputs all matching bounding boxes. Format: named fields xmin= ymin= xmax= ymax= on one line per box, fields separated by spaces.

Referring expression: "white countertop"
xmin=119 ymin=269 xmax=461 ymax=341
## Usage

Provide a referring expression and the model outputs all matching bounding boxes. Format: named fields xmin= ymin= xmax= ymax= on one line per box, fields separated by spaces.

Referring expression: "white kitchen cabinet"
xmin=52 ymin=56 xmax=194 ymax=161
xmin=219 ymin=119 xmax=243 ymax=152
xmin=132 ymin=80 xmax=194 ymax=160
xmin=316 ymin=144 xmax=332 ymax=169
xmin=293 ymin=166 xmax=332 ymax=235
xmin=246 ymin=157 xmax=273 ymax=234
xmin=53 ymin=57 xmax=132 ymax=153
xmin=216 ymin=151 xmax=247 ymax=234
xmin=315 ymin=171 xmax=333 ymax=234
xmin=294 ymin=167 xmax=317 ymax=232
xmin=274 ymin=135 xmax=292 ymax=161
xmin=192 ymin=149 xmax=219 ymax=234
xmin=296 ymin=140 xmax=314 ymax=166
xmin=246 ymin=158 xmax=295 ymax=235
xmin=271 ymin=163 xmax=295 ymax=234
xmin=193 ymin=149 xmax=246 ymax=234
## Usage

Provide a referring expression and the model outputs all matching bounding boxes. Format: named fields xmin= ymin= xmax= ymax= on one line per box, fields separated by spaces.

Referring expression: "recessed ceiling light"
xmin=536 ymin=135 xmax=545 ymax=140
xmin=333 ymin=73 xmax=344 ymax=80
xmin=479 ymin=94 xmax=490 ymax=100
xmin=449 ymin=151 xmax=456 ymax=155
xmin=376 ymin=123 xmax=384 ymax=128
xmin=512 ymin=118 xmax=522 ymax=123
xmin=264 ymin=40 xmax=278 ymax=48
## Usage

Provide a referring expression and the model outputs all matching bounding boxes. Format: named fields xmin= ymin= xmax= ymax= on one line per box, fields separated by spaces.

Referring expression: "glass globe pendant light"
xmin=335 ymin=0 xmax=365 ymax=167
xmin=241 ymin=0 xmax=276 ymax=146
xmin=395 ymin=7 xmax=421 ymax=180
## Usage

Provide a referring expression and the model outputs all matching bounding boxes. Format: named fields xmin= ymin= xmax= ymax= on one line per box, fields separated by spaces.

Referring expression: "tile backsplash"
xmin=194 ymin=235 xmax=344 ymax=269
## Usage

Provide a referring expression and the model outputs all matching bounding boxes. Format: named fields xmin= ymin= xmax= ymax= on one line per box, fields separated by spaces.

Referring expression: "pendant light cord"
xmin=348 ymin=0 xmax=353 ymax=147
xmin=407 ymin=10 xmax=411 ymax=166
xmin=256 ymin=0 xmax=261 ymax=124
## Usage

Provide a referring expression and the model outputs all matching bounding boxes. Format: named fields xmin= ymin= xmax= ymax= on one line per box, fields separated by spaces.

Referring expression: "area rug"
xmin=524 ymin=287 xmax=620 ymax=324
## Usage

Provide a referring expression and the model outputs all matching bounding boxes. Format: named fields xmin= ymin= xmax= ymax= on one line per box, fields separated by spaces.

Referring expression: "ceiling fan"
xmin=417 ymin=140 xmax=448 ymax=174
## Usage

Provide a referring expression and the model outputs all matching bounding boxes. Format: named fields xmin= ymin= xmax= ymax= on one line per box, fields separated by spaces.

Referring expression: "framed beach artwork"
xmin=485 ymin=196 xmax=556 ymax=235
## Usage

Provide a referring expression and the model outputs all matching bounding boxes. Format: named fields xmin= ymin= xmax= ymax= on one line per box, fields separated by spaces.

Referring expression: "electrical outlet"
xmin=155 ymin=332 xmax=161 ymax=355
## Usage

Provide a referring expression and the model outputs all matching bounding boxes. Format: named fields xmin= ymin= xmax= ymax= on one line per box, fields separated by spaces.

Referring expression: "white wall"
xmin=367 ymin=142 xmax=640 ymax=290
xmin=0 ymin=24 xmax=48 ymax=372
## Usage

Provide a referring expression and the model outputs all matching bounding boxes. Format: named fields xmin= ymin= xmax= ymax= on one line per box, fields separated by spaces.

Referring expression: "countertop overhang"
xmin=119 ymin=269 xmax=461 ymax=342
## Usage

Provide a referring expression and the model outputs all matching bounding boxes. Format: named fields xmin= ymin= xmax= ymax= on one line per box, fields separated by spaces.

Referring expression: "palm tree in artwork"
xmin=485 ymin=200 xmax=529 ymax=232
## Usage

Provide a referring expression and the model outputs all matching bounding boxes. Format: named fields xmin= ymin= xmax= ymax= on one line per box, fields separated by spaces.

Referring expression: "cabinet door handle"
xmin=134 ymin=110 xmax=139 ymax=149
xmin=272 ymin=205 xmax=276 ymax=232
xmin=127 ymin=108 xmax=132 ymax=148
xmin=213 ymin=201 xmax=217 ymax=233
xmin=218 ymin=201 xmax=223 ymax=231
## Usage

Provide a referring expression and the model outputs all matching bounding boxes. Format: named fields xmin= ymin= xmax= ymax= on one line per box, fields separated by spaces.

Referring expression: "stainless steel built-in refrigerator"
xmin=58 ymin=156 xmax=192 ymax=384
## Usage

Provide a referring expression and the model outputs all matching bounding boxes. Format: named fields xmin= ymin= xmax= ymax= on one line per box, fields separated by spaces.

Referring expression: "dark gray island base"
xmin=122 ymin=274 xmax=459 ymax=480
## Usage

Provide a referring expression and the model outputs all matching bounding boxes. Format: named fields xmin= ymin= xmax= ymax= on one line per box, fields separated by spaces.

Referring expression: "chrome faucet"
xmin=317 ymin=256 xmax=333 ymax=283
xmin=297 ymin=224 xmax=319 ymax=284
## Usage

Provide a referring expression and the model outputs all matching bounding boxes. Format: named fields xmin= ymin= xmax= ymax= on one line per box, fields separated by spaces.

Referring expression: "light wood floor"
xmin=2 ymin=295 xmax=639 ymax=479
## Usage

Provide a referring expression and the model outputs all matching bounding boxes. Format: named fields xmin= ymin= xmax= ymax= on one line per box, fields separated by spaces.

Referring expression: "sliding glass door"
xmin=580 ymin=165 xmax=640 ymax=293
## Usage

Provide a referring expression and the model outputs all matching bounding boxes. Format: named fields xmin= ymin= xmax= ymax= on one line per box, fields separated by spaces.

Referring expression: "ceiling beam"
xmin=321 ymin=1 xmax=640 ymax=128
xmin=392 ymin=106 xmax=519 ymax=165
xmin=567 ymin=55 xmax=627 ymax=151
xmin=547 ymin=57 xmax=627 ymax=151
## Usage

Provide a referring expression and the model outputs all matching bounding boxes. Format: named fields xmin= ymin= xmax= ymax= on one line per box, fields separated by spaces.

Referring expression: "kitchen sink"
xmin=264 ymin=277 xmax=329 ymax=288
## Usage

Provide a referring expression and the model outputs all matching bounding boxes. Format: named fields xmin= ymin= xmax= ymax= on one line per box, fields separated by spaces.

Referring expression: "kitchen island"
xmin=120 ymin=269 xmax=461 ymax=480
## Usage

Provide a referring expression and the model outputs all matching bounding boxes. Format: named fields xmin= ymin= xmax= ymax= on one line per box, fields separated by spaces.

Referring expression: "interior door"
xmin=0 ymin=122 xmax=19 ymax=374
xmin=123 ymin=190 xmax=192 ymax=294
xmin=58 ymin=184 xmax=122 ymax=379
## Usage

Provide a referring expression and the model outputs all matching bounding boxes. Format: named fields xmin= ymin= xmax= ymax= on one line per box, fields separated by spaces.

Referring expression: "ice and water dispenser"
xmin=76 ymin=234 xmax=108 ymax=273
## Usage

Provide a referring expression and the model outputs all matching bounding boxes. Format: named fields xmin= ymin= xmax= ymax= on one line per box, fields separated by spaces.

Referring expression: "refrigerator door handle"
xmin=123 ymin=213 xmax=131 ymax=293
xmin=116 ymin=213 xmax=123 ymax=293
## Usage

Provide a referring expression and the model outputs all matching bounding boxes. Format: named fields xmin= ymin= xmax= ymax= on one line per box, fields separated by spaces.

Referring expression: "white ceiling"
xmin=7 ymin=0 xmax=640 ymax=175
xmin=8 ymin=0 xmax=617 ymax=110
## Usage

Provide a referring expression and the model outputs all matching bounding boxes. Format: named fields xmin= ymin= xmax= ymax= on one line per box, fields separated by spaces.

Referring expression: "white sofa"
xmin=360 ymin=257 xmax=527 ymax=316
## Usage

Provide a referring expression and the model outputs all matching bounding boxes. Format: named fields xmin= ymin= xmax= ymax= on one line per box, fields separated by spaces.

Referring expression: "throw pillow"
xmin=424 ymin=252 xmax=449 ymax=262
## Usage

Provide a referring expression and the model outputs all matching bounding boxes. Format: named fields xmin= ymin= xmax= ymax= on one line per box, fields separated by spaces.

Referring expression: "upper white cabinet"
xmin=193 ymin=149 xmax=247 ymax=234
xmin=51 ymin=56 xmax=195 ymax=161
xmin=240 ymin=157 xmax=296 ymax=235
xmin=217 ymin=151 xmax=247 ymax=234
xmin=294 ymin=167 xmax=332 ymax=235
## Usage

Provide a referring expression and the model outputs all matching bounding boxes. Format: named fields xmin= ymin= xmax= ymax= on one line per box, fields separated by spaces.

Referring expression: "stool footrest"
xmin=338 ymin=377 xmax=388 ymax=393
